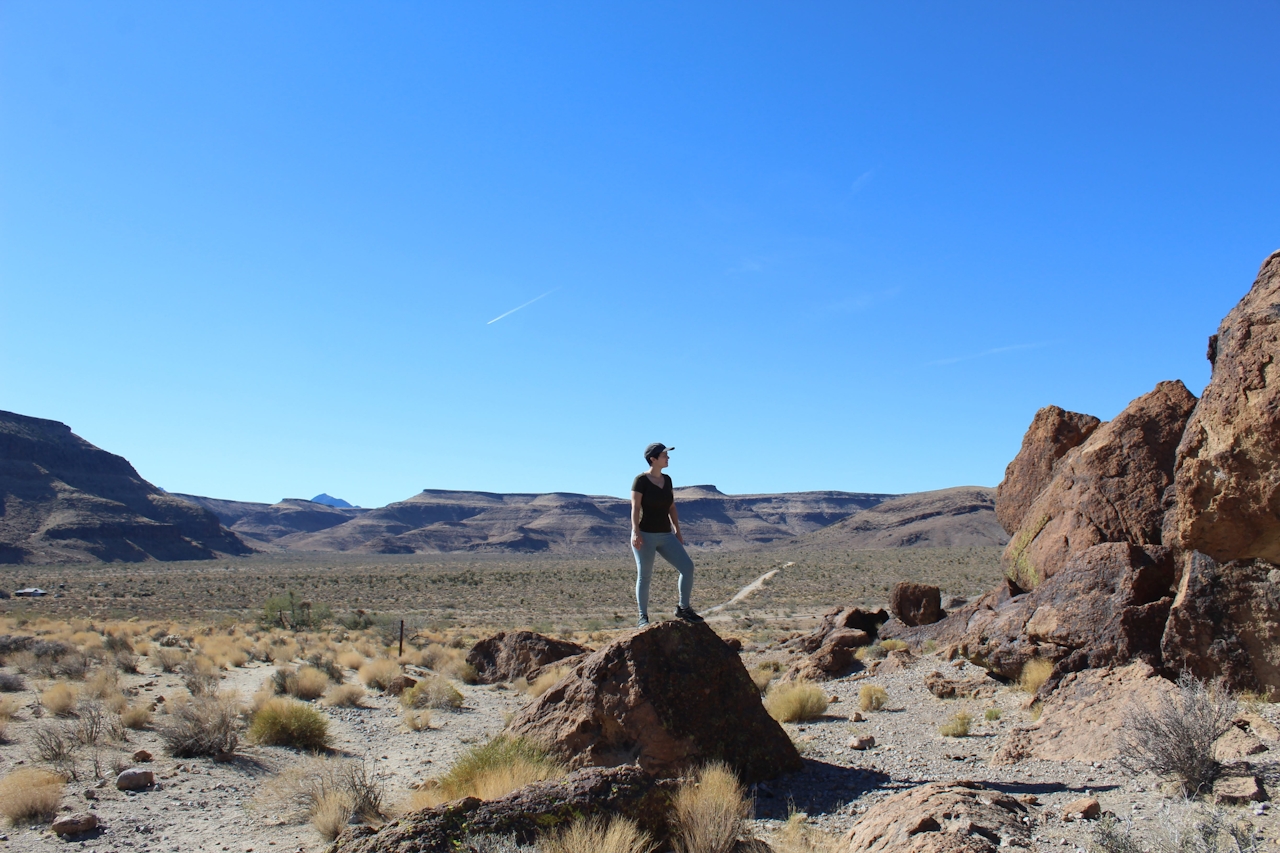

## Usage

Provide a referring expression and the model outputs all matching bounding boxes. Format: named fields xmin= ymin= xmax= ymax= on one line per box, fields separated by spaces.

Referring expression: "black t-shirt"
xmin=631 ymin=473 xmax=674 ymax=533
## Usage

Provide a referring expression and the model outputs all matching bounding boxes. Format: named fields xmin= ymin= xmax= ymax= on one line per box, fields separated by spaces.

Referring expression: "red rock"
xmin=132 ymin=749 xmax=152 ymax=762
xmin=838 ymin=781 xmax=1030 ymax=853
xmin=466 ymin=631 xmax=590 ymax=685
xmin=1171 ymin=251 xmax=1280 ymax=564
xmin=1062 ymin=797 xmax=1101 ymax=820
xmin=385 ymin=675 xmax=417 ymax=696
xmin=996 ymin=406 xmax=1101 ymax=536
xmin=890 ymin=582 xmax=943 ymax=626
xmin=1213 ymin=775 xmax=1266 ymax=805
xmin=506 ymin=620 xmax=801 ymax=783
xmin=1002 ymin=381 xmax=1196 ymax=590
xmin=115 ymin=768 xmax=154 ymax=790
xmin=51 ymin=813 xmax=98 ymax=836
xmin=791 ymin=607 xmax=888 ymax=653
xmin=848 ymin=735 xmax=875 ymax=750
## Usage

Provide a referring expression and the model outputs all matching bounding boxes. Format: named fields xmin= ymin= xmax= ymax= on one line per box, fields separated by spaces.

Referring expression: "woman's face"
xmin=652 ymin=451 xmax=669 ymax=469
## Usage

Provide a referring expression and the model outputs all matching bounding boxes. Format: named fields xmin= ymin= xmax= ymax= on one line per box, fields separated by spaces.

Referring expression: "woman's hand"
xmin=632 ymin=531 xmax=643 ymax=549
xmin=674 ymin=529 xmax=684 ymax=545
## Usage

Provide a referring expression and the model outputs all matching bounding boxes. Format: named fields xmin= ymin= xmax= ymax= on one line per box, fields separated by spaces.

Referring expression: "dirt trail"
xmin=707 ymin=567 xmax=781 ymax=614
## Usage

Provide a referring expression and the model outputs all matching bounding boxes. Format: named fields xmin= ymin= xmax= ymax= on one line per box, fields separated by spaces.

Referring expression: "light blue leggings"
xmin=632 ymin=531 xmax=694 ymax=616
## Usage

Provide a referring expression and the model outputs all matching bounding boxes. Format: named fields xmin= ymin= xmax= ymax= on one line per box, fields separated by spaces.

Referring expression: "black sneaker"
xmin=637 ymin=614 xmax=650 ymax=628
xmin=674 ymin=606 xmax=704 ymax=623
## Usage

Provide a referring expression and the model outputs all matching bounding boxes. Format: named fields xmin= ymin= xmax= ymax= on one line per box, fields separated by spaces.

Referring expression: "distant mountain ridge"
xmin=311 ymin=493 xmax=354 ymax=508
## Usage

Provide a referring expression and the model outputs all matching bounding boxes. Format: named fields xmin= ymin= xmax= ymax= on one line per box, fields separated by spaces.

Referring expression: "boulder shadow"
xmin=752 ymin=759 xmax=892 ymax=819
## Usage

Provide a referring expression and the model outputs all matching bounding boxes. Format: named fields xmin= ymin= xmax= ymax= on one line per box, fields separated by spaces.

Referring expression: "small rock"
xmin=724 ymin=637 xmax=743 ymax=652
xmin=1214 ymin=775 xmax=1265 ymax=805
xmin=116 ymin=768 xmax=155 ymax=791
xmin=83 ymin=789 xmax=97 ymax=801
xmin=385 ymin=675 xmax=417 ymax=696
xmin=1062 ymin=797 xmax=1101 ymax=821
xmin=51 ymin=813 xmax=98 ymax=836
xmin=848 ymin=735 xmax=876 ymax=750
xmin=132 ymin=749 xmax=153 ymax=763
xmin=1018 ymin=794 xmax=1040 ymax=805
xmin=828 ymin=694 xmax=840 ymax=703
xmin=850 ymin=711 xmax=864 ymax=722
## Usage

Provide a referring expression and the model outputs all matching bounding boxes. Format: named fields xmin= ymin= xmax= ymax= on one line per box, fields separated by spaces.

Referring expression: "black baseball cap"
xmin=643 ymin=442 xmax=673 ymax=462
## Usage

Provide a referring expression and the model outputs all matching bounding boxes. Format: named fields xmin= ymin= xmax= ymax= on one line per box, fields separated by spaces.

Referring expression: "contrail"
xmin=487 ymin=288 xmax=559 ymax=324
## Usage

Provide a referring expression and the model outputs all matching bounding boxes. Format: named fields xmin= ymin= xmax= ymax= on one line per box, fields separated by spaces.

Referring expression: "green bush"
xmin=250 ymin=697 xmax=330 ymax=750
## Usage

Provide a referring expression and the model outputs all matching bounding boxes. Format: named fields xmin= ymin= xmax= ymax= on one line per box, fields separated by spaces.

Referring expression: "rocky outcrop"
xmin=838 ymin=781 xmax=1031 ymax=853
xmin=0 ymin=411 xmax=251 ymax=564
xmin=991 ymin=662 xmax=1176 ymax=765
xmin=332 ymin=765 xmax=674 ymax=853
xmin=783 ymin=629 xmax=870 ymax=682
xmin=1160 ymin=552 xmax=1280 ymax=694
xmin=1170 ymin=251 xmax=1280 ymax=564
xmin=790 ymin=607 xmax=889 ymax=654
xmin=1002 ymin=381 xmax=1197 ymax=589
xmin=891 ymin=582 xmax=943 ymax=627
xmin=996 ymin=406 xmax=1101 ymax=536
xmin=790 ymin=487 xmax=1008 ymax=551
xmin=466 ymin=631 xmax=591 ymax=685
xmin=506 ymin=620 xmax=802 ymax=783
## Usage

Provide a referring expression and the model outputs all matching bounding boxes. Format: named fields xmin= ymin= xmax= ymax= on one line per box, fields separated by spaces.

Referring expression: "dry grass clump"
xmin=541 ymin=815 xmax=656 ymax=853
xmin=337 ymin=650 xmax=366 ymax=670
xmin=939 ymin=711 xmax=973 ymax=737
xmin=858 ymin=684 xmax=887 ymax=712
xmin=855 ymin=643 xmax=887 ymax=662
xmin=152 ymin=647 xmax=186 ymax=672
xmin=0 ymin=767 xmax=65 ymax=825
xmin=519 ymin=665 xmax=569 ymax=698
xmin=281 ymin=666 xmax=330 ymax=701
xmin=85 ymin=666 xmax=120 ymax=699
xmin=158 ymin=694 xmax=241 ymax=757
xmin=256 ymin=756 xmax=385 ymax=840
xmin=250 ymin=697 xmax=331 ymax=751
xmin=1017 ymin=658 xmax=1054 ymax=694
xmin=406 ymin=736 xmax=565 ymax=810
xmin=1119 ymin=673 xmax=1239 ymax=796
xmin=41 ymin=683 xmax=79 ymax=716
xmin=401 ymin=676 xmax=464 ymax=711
xmin=359 ymin=658 xmax=402 ymax=691
xmin=0 ymin=672 xmax=26 ymax=692
xmin=879 ymin=639 xmax=908 ymax=652
xmin=421 ymin=644 xmax=479 ymax=684
xmin=768 ymin=811 xmax=842 ymax=853
xmin=671 ymin=762 xmax=751 ymax=853
xmin=322 ymin=683 xmax=367 ymax=708
xmin=181 ymin=655 xmax=222 ymax=696
xmin=120 ymin=703 xmax=152 ymax=729
xmin=404 ymin=708 xmax=433 ymax=731
xmin=763 ymin=681 xmax=828 ymax=723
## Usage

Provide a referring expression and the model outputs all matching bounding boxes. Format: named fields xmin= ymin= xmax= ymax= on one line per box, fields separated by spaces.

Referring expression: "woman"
xmin=631 ymin=442 xmax=702 ymax=627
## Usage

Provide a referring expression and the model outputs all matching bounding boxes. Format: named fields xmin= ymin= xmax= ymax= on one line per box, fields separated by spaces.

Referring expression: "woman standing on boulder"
xmin=631 ymin=442 xmax=701 ymax=628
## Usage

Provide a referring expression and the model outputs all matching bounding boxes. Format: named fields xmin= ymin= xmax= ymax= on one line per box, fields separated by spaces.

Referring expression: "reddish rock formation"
xmin=790 ymin=606 xmax=889 ymax=653
xmin=890 ymin=582 xmax=943 ymax=626
xmin=466 ymin=631 xmax=591 ymax=685
xmin=1171 ymin=251 xmax=1280 ymax=563
xmin=783 ymin=628 xmax=870 ymax=682
xmin=1002 ymin=381 xmax=1197 ymax=589
xmin=996 ymin=406 xmax=1101 ymax=536
xmin=1160 ymin=552 xmax=1280 ymax=694
xmin=838 ymin=781 xmax=1031 ymax=853
xmin=333 ymin=765 xmax=674 ymax=853
xmin=506 ymin=620 xmax=801 ymax=783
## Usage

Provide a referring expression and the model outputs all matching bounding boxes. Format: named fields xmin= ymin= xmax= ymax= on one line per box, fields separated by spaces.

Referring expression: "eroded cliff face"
xmin=0 ymin=410 xmax=251 ymax=564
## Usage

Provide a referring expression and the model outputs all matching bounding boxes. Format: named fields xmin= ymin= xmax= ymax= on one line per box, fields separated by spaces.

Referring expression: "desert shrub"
xmin=1017 ymin=658 xmax=1054 ymax=694
xmin=358 ymin=658 xmax=401 ymax=691
xmin=30 ymin=722 xmax=75 ymax=764
xmin=541 ymin=815 xmax=655 ymax=853
xmin=672 ymin=762 xmax=751 ymax=853
xmin=85 ymin=666 xmax=120 ymax=699
xmin=402 ymin=676 xmax=464 ymax=711
xmin=0 ymin=767 xmax=64 ymax=825
xmin=404 ymin=708 xmax=433 ymax=731
xmin=54 ymin=652 xmax=89 ymax=680
xmin=763 ymin=681 xmax=828 ymax=723
xmin=858 ymin=684 xmax=887 ymax=712
xmin=337 ymin=650 xmax=366 ymax=670
xmin=939 ymin=711 xmax=973 ymax=737
xmin=1091 ymin=802 xmax=1263 ymax=853
xmin=120 ymin=704 xmax=152 ymax=730
xmin=460 ymin=834 xmax=538 ymax=853
xmin=768 ymin=811 xmax=843 ymax=853
xmin=250 ymin=697 xmax=330 ymax=751
xmin=312 ymin=790 xmax=352 ymax=841
xmin=153 ymin=647 xmax=185 ymax=672
xmin=1119 ymin=673 xmax=1239 ymax=796
xmin=157 ymin=694 xmax=241 ymax=757
xmin=1029 ymin=701 xmax=1043 ymax=722
xmin=72 ymin=699 xmax=121 ymax=746
xmin=855 ymin=644 xmax=887 ymax=662
xmin=984 ymin=708 xmax=1002 ymax=721
xmin=41 ymin=683 xmax=79 ymax=716
xmin=258 ymin=755 xmax=384 ymax=839
xmin=322 ymin=684 xmax=367 ymax=708
xmin=408 ymin=735 xmax=564 ymax=810
xmin=879 ymin=639 xmax=908 ymax=652
xmin=113 ymin=649 xmax=140 ymax=673
xmin=306 ymin=653 xmax=344 ymax=683
xmin=0 ymin=673 xmax=25 ymax=692
xmin=181 ymin=656 xmax=222 ymax=696
xmin=521 ymin=666 xmax=569 ymax=698
xmin=286 ymin=667 xmax=330 ymax=701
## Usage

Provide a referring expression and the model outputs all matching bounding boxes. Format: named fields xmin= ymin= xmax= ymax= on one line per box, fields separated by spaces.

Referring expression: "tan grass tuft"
xmin=249 ymin=697 xmax=330 ymax=751
xmin=337 ymin=650 xmax=366 ymax=671
xmin=858 ymin=684 xmax=887 ymax=712
xmin=401 ymin=676 xmax=463 ymax=711
xmin=879 ymin=639 xmax=908 ymax=652
xmin=672 ymin=762 xmax=751 ymax=853
xmin=524 ymin=666 xmax=569 ymax=698
xmin=41 ymin=683 xmax=79 ymax=717
xmin=763 ymin=681 xmax=828 ymax=723
xmin=0 ymin=767 xmax=65 ymax=825
xmin=406 ymin=735 xmax=564 ymax=810
xmin=287 ymin=666 xmax=330 ymax=701
xmin=311 ymin=790 xmax=353 ymax=841
xmin=940 ymin=711 xmax=973 ymax=737
xmin=1017 ymin=658 xmax=1054 ymax=694
xmin=768 ymin=811 xmax=842 ymax=853
xmin=404 ymin=708 xmax=433 ymax=731
xmin=322 ymin=684 xmax=367 ymax=708
xmin=358 ymin=658 xmax=401 ymax=691
xmin=541 ymin=815 xmax=656 ymax=853
xmin=153 ymin=647 xmax=186 ymax=672
xmin=120 ymin=703 xmax=152 ymax=729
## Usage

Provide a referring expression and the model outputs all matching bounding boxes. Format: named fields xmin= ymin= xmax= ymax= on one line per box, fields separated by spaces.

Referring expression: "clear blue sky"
xmin=3 ymin=2 xmax=1278 ymax=507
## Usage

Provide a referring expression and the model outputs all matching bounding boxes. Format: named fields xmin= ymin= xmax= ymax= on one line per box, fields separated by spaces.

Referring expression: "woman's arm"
xmin=631 ymin=492 xmax=644 ymax=549
xmin=669 ymin=500 xmax=683 ymax=545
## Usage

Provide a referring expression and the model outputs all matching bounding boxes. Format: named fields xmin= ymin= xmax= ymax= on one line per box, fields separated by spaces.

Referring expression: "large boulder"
xmin=1002 ymin=381 xmax=1197 ymax=589
xmin=838 ymin=781 xmax=1031 ymax=853
xmin=890 ymin=582 xmax=943 ymax=626
xmin=991 ymin=662 xmax=1176 ymax=765
xmin=332 ymin=765 xmax=674 ymax=853
xmin=506 ymin=620 xmax=802 ymax=783
xmin=783 ymin=628 xmax=870 ymax=682
xmin=1160 ymin=551 xmax=1280 ymax=694
xmin=789 ymin=606 xmax=889 ymax=653
xmin=996 ymin=406 xmax=1102 ymax=536
xmin=466 ymin=631 xmax=590 ymax=685
xmin=1170 ymin=251 xmax=1280 ymax=563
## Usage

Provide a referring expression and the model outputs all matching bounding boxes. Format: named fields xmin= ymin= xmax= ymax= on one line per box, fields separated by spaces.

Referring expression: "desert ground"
xmin=0 ymin=547 xmax=1272 ymax=853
